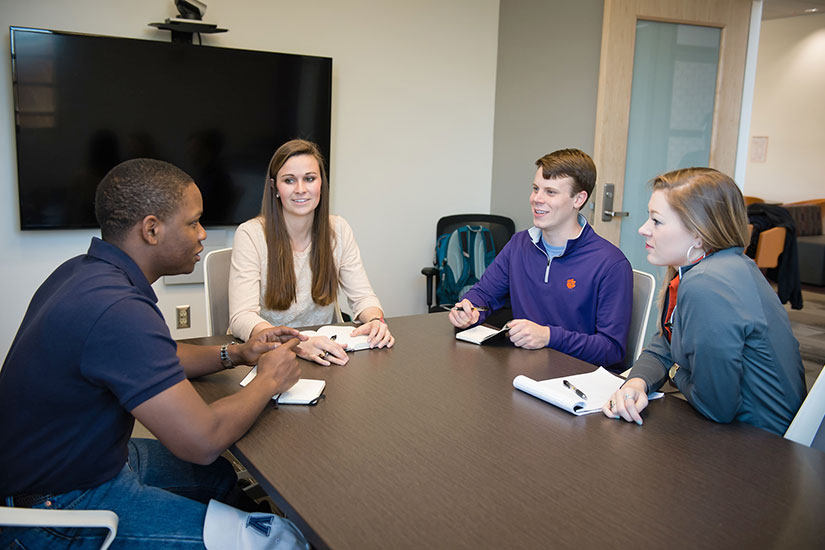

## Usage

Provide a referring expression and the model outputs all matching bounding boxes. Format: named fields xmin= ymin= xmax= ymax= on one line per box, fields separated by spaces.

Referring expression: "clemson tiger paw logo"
xmin=566 ymin=278 xmax=576 ymax=289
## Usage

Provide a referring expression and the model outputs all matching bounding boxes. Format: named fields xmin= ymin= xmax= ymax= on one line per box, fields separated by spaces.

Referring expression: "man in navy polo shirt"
xmin=449 ymin=149 xmax=632 ymax=371
xmin=0 ymin=159 xmax=309 ymax=549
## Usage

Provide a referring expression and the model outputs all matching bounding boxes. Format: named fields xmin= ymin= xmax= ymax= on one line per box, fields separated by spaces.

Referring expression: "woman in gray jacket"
xmin=604 ymin=167 xmax=806 ymax=435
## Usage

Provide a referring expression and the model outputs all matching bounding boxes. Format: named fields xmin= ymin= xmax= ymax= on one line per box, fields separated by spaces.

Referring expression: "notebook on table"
xmin=513 ymin=367 xmax=663 ymax=416
xmin=300 ymin=325 xmax=370 ymax=351
xmin=240 ymin=367 xmax=326 ymax=406
xmin=455 ymin=324 xmax=509 ymax=345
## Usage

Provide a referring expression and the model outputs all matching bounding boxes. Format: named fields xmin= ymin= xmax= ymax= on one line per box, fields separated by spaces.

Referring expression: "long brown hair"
xmin=651 ymin=167 xmax=749 ymax=308
xmin=260 ymin=139 xmax=338 ymax=310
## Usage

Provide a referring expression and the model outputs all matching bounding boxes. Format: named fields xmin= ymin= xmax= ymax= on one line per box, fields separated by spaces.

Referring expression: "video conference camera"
xmin=149 ymin=1 xmax=226 ymax=43
xmin=175 ymin=0 xmax=207 ymax=20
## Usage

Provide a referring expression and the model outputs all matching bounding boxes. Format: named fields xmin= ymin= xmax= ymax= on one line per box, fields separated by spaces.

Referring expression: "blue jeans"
xmin=1 ymin=438 xmax=301 ymax=549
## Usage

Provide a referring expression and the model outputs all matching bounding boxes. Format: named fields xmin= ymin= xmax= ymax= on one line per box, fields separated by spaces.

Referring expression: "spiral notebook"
xmin=513 ymin=367 xmax=663 ymax=416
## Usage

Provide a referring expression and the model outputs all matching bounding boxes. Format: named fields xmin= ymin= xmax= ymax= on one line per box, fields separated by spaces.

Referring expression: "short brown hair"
xmin=535 ymin=149 xmax=597 ymax=208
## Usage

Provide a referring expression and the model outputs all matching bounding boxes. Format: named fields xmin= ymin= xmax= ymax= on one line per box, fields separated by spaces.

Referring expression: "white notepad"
xmin=455 ymin=325 xmax=509 ymax=345
xmin=513 ymin=367 xmax=664 ymax=416
xmin=240 ymin=366 xmax=326 ymax=405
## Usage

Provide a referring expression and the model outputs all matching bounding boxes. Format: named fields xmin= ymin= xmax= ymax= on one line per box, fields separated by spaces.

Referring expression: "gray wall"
xmin=491 ymin=0 xmax=604 ymax=231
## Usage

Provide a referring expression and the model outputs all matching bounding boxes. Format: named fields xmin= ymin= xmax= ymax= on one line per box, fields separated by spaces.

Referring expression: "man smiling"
xmin=449 ymin=149 xmax=632 ymax=370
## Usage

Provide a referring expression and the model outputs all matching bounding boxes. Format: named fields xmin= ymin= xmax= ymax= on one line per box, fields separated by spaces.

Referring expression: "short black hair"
xmin=535 ymin=149 xmax=597 ymax=207
xmin=95 ymin=159 xmax=194 ymax=243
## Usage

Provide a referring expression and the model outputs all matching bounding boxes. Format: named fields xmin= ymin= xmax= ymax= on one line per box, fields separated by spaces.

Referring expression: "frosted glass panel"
xmin=620 ymin=20 xmax=720 ymax=345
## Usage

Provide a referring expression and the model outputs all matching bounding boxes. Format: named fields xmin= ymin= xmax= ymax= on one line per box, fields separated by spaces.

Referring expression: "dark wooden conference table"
xmin=189 ymin=313 xmax=825 ymax=549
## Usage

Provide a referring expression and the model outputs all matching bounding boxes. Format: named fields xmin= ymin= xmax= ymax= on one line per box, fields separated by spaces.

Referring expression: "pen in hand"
xmin=451 ymin=306 xmax=489 ymax=312
xmin=563 ymin=379 xmax=588 ymax=400
xmin=320 ymin=333 xmax=337 ymax=360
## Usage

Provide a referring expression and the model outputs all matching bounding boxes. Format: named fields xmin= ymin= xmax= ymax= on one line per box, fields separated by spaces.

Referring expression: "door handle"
xmin=604 ymin=210 xmax=629 ymax=218
xmin=601 ymin=183 xmax=629 ymax=222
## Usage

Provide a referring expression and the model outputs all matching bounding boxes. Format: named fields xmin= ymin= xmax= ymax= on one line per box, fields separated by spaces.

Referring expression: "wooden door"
xmin=591 ymin=0 xmax=752 ymax=246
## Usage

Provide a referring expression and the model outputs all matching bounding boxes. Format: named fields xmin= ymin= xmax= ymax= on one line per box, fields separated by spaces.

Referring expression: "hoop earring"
xmin=686 ymin=244 xmax=704 ymax=263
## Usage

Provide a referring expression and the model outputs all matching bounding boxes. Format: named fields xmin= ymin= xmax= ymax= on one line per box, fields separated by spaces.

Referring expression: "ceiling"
xmin=763 ymin=0 xmax=825 ymax=19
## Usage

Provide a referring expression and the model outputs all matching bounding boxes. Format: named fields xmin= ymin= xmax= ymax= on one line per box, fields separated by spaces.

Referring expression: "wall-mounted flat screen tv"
xmin=10 ymin=26 xmax=332 ymax=229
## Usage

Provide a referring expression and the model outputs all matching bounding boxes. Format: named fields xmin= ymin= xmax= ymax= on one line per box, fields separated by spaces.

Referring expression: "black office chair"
xmin=422 ymin=214 xmax=516 ymax=314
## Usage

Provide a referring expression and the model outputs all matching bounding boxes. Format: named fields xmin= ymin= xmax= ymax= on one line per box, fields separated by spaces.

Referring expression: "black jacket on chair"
xmin=746 ymin=203 xmax=803 ymax=310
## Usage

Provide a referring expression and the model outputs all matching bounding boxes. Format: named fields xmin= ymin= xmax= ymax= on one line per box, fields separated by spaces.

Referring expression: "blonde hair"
xmin=260 ymin=139 xmax=338 ymax=311
xmin=651 ymin=167 xmax=749 ymax=310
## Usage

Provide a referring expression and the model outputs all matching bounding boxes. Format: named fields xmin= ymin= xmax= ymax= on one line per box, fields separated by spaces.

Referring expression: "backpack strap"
xmin=466 ymin=226 xmax=496 ymax=282
xmin=435 ymin=227 xmax=472 ymax=305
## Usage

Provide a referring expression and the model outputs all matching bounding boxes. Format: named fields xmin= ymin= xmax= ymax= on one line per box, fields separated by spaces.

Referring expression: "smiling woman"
xmin=228 ymin=139 xmax=394 ymax=366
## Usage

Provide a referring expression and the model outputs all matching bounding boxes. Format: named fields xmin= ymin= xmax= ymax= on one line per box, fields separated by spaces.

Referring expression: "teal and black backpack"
xmin=434 ymin=225 xmax=496 ymax=306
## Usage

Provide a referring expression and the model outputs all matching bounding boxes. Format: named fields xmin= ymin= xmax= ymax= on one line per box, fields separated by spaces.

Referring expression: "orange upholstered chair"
xmin=753 ymin=226 xmax=786 ymax=269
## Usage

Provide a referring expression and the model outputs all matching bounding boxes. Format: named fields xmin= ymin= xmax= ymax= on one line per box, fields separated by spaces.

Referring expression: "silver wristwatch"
xmin=220 ymin=342 xmax=236 ymax=369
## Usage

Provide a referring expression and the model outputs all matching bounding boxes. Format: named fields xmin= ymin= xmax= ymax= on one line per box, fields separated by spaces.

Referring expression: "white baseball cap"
xmin=203 ymin=499 xmax=309 ymax=550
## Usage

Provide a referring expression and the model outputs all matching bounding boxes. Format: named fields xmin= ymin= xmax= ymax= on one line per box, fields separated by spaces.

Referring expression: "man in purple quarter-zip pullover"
xmin=449 ymin=149 xmax=632 ymax=371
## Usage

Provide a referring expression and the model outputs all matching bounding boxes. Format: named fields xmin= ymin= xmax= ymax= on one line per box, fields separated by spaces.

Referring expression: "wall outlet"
xmin=176 ymin=305 xmax=191 ymax=329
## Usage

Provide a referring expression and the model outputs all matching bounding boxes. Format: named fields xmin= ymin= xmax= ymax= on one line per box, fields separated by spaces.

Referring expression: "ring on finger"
xmin=624 ymin=393 xmax=633 ymax=400
xmin=609 ymin=400 xmax=615 ymax=410
xmin=320 ymin=350 xmax=329 ymax=359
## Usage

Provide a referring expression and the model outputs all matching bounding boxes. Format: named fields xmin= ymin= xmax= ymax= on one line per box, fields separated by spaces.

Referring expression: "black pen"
xmin=563 ymin=379 xmax=588 ymax=400
xmin=451 ymin=306 xmax=490 ymax=312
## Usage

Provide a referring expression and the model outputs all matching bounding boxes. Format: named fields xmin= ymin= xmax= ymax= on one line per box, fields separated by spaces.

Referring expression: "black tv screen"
xmin=9 ymin=27 xmax=332 ymax=229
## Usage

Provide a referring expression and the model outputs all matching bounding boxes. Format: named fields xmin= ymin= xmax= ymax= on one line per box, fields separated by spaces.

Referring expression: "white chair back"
xmin=204 ymin=248 xmax=232 ymax=337
xmin=0 ymin=507 xmax=118 ymax=550
xmin=623 ymin=269 xmax=656 ymax=370
xmin=785 ymin=365 xmax=825 ymax=452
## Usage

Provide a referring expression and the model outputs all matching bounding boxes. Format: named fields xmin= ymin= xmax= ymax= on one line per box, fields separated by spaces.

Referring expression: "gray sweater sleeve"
xmin=628 ymin=330 xmax=671 ymax=393
xmin=631 ymin=269 xmax=748 ymax=422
